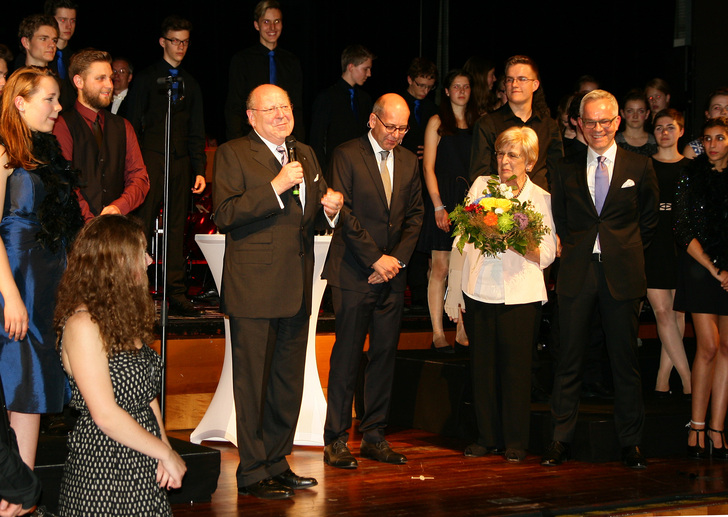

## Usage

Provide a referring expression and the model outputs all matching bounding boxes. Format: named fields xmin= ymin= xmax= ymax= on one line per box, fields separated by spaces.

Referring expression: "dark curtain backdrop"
xmin=1 ymin=0 xmax=720 ymax=144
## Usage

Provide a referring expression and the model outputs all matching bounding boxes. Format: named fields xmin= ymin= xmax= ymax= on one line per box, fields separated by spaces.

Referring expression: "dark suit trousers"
xmin=229 ymin=304 xmax=309 ymax=487
xmin=464 ymin=295 xmax=538 ymax=451
xmin=324 ymin=285 xmax=404 ymax=445
xmin=551 ymin=260 xmax=644 ymax=446
xmin=133 ymin=151 xmax=190 ymax=297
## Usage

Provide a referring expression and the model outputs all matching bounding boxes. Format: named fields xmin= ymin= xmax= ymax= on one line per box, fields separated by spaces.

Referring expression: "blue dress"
xmin=0 ymin=167 xmax=69 ymax=413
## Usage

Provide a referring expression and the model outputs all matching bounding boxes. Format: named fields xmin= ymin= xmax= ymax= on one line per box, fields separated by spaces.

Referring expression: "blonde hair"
xmin=495 ymin=126 xmax=539 ymax=166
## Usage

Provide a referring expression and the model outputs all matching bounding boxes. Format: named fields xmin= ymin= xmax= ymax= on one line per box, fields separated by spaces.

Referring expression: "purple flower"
xmin=513 ymin=212 xmax=529 ymax=230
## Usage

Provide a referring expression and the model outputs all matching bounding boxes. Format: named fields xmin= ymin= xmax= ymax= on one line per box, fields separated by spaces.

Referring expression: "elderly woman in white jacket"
xmin=445 ymin=126 xmax=557 ymax=463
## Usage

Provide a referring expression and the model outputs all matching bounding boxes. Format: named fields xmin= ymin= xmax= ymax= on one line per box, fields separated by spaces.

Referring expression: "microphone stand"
xmin=157 ymin=74 xmax=184 ymax=420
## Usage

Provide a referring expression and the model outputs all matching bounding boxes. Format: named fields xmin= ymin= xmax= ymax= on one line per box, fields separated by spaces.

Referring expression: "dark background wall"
xmin=1 ymin=0 xmax=725 ymax=143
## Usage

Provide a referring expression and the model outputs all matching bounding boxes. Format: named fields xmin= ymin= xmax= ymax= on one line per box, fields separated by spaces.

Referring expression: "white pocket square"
xmin=313 ymin=174 xmax=319 ymax=182
xmin=621 ymin=179 xmax=635 ymax=188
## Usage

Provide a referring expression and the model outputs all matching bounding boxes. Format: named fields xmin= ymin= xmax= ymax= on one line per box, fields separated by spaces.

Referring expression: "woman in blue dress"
xmin=0 ymin=67 xmax=82 ymax=468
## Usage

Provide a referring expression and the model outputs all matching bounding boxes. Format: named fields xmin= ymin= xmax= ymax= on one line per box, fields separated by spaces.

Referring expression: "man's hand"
xmin=271 ymin=161 xmax=303 ymax=195
xmin=320 ymin=188 xmax=343 ymax=218
xmin=192 ymin=175 xmax=206 ymax=194
xmin=416 ymin=144 xmax=425 ymax=161
xmin=372 ymin=255 xmax=401 ymax=282
xmin=99 ymin=204 xmax=122 ymax=216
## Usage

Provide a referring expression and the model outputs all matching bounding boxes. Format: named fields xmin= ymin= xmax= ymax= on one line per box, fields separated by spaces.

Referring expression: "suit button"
xmin=300 ymin=226 xmax=304 ymax=232
xmin=299 ymin=252 xmax=304 ymax=258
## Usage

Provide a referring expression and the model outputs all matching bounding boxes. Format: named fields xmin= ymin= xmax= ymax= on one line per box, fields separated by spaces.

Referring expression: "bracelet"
xmin=434 ymin=205 xmax=445 ymax=211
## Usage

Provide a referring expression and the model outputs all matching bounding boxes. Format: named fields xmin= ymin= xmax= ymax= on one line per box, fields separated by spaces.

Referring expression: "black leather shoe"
xmin=238 ymin=478 xmax=294 ymax=499
xmin=324 ymin=438 xmax=358 ymax=469
xmin=168 ymin=297 xmax=203 ymax=317
xmin=360 ymin=440 xmax=407 ymax=464
xmin=505 ymin=448 xmax=527 ymax=462
xmin=541 ymin=440 xmax=569 ymax=466
xmin=273 ymin=469 xmax=318 ymax=489
xmin=191 ymin=286 xmax=220 ymax=303
xmin=582 ymin=382 xmax=614 ymax=399
xmin=622 ymin=445 xmax=647 ymax=469
xmin=464 ymin=443 xmax=504 ymax=457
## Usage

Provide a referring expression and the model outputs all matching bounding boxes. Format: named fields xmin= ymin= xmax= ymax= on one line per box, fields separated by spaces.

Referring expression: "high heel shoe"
xmin=430 ymin=342 xmax=454 ymax=354
xmin=708 ymin=427 xmax=728 ymax=460
xmin=687 ymin=423 xmax=708 ymax=459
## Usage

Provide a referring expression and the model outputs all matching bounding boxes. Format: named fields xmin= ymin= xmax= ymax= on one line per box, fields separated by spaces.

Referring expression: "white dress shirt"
xmin=586 ymin=141 xmax=617 ymax=253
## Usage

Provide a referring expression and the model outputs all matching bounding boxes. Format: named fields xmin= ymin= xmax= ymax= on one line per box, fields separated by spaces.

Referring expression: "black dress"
xmin=418 ymin=127 xmax=472 ymax=252
xmin=644 ymin=158 xmax=687 ymax=289
xmin=673 ymin=155 xmax=728 ymax=315
xmin=58 ymin=345 xmax=171 ymax=516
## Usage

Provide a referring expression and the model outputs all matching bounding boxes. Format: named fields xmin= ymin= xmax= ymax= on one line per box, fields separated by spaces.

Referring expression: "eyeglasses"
xmin=163 ymin=37 xmax=190 ymax=48
xmin=112 ymin=68 xmax=130 ymax=75
xmin=374 ymin=113 xmax=409 ymax=135
xmin=250 ymin=104 xmax=293 ymax=115
xmin=580 ymin=116 xmax=618 ymax=129
xmin=413 ymin=80 xmax=435 ymax=91
xmin=495 ymin=151 xmax=523 ymax=160
xmin=504 ymin=76 xmax=535 ymax=86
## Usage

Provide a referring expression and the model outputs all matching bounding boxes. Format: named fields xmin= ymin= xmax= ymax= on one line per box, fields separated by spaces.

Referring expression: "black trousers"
xmin=229 ymin=304 xmax=309 ymax=487
xmin=464 ymin=295 xmax=539 ymax=451
xmin=324 ymin=285 xmax=404 ymax=445
xmin=133 ymin=151 xmax=191 ymax=298
xmin=551 ymin=261 xmax=644 ymax=446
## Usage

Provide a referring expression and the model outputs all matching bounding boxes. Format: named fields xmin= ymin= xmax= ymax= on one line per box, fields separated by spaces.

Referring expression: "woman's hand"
xmin=3 ymin=292 xmax=28 ymax=341
xmin=157 ymin=448 xmax=187 ymax=490
xmin=715 ymin=269 xmax=728 ymax=291
xmin=434 ymin=208 xmax=451 ymax=232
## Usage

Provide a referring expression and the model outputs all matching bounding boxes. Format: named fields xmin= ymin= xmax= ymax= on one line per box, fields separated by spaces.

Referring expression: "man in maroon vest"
xmin=53 ymin=48 xmax=149 ymax=222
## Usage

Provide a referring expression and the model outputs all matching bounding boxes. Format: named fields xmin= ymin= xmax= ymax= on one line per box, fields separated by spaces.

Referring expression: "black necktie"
xmin=92 ymin=114 xmax=103 ymax=149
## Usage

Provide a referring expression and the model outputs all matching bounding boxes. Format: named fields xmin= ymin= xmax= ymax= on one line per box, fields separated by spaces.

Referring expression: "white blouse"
xmin=455 ymin=175 xmax=557 ymax=305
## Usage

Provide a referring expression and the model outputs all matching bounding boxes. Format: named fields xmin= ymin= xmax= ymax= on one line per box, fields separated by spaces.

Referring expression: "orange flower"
xmin=483 ymin=212 xmax=499 ymax=226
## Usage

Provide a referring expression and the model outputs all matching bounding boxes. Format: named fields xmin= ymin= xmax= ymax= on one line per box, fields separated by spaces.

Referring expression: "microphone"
xmin=285 ymin=135 xmax=299 ymax=197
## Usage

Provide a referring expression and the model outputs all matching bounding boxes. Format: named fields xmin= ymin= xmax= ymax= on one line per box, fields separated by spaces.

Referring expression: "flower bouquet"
xmin=449 ymin=175 xmax=550 ymax=258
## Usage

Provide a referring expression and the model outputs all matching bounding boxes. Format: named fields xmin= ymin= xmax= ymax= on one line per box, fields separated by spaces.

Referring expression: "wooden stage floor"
xmin=168 ymin=427 xmax=728 ymax=516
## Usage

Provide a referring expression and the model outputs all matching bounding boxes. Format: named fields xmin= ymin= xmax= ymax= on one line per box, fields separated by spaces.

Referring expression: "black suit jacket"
xmin=224 ymin=43 xmax=304 ymax=142
xmin=552 ymin=146 xmax=659 ymax=300
xmin=322 ymin=135 xmax=424 ymax=294
xmin=309 ymin=79 xmax=373 ymax=176
xmin=212 ymin=131 xmax=329 ymax=318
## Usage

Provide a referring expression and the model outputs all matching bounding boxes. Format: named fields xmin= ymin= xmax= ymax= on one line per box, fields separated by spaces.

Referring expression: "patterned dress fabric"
xmin=58 ymin=344 xmax=171 ymax=516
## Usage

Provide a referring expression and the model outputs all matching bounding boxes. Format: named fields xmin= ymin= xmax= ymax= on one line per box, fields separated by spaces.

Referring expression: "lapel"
xmin=249 ymin=132 xmax=282 ymax=178
xmin=360 ymin=137 xmax=390 ymax=211
xmin=575 ymin=158 xmax=597 ymax=216
xmin=390 ymin=147 xmax=404 ymax=210
xmin=605 ymin=148 xmax=629 ymax=210
xmin=299 ymin=151 xmax=316 ymax=221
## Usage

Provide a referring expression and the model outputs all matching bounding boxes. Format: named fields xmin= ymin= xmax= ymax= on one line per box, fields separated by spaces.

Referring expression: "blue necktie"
xmin=414 ymin=99 xmax=421 ymax=124
xmin=268 ymin=50 xmax=277 ymax=85
xmin=595 ymin=156 xmax=608 ymax=214
xmin=169 ymin=68 xmax=179 ymax=103
xmin=56 ymin=49 xmax=66 ymax=79
xmin=349 ymin=87 xmax=358 ymax=117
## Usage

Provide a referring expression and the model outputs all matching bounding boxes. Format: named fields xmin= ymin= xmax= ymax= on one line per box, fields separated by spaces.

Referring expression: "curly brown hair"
xmin=54 ymin=215 xmax=156 ymax=356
